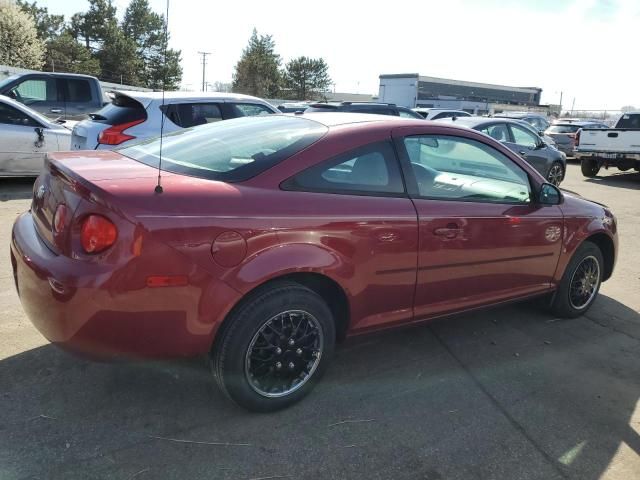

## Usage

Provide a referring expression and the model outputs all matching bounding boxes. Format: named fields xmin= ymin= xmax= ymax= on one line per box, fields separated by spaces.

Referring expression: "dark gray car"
xmin=440 ymin=116 xmax=567 ymax=185
xmin=545 ymin=121 xmax=608 ymax=157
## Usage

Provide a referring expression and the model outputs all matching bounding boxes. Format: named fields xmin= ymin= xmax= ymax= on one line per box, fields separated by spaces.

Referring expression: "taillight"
xmin=575 ymin=129 xmax=581 ymax=147
xmin=53 ymin=204 xmax=68 ymax=234
xmin=97 ymin=119 xmax=144 ymax=145
xmin=81 ymin=215 xmax=117 ymax=253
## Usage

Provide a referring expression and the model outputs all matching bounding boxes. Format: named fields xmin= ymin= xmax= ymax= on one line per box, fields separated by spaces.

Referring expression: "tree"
xmin=0 ymin=1 xmax=45 ymax=69
xmin=122 ymin=0 xmax=182 ymax=90
xmin=232 ymin=29 xmax=281 ymax=97
xmin=70 ymin=0 xmax=117 ymax=51
xmin=97 ymin=24 xmax=141 ymax=85
xmin=621 ymin=106 xmax=636 ymax=112
xmin=16 ymin=0 xmax=65 ymax=41
xmin=282 ymin=56 xmax=331 ymax=100
xmin=46 ymin=32 xmax=101 ymax=76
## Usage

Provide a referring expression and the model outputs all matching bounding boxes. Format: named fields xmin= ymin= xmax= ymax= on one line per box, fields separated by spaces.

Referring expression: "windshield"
xmin=118 ymin=115 xmax=327 ymax=181
xmin=548 ymin=125 xmax=580 ymax=133
xmin=0 ymin=75 xmax=19 ymax=90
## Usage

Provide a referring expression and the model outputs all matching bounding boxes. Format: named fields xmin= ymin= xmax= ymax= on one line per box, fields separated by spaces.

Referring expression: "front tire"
xmin=581 ymin=158 xmax=600 ymax=177
xmin=547 ymin=161 xmax=565 ymax=185
xmin=551 ymin=241 xmax=604 ymax=318
xmin=211 ymin=282 xmax=335 ymax=412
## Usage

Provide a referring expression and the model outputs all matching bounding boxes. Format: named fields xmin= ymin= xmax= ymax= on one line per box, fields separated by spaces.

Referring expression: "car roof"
xmin=551 ymin=121 xmax=600 ymax=126
xmin=114 ymin=90 xmax=274 ymax=104
xmin=292 ymin=112 xmax=414 ymax=127
xmin=494 ymin=112 xmax=545 ymax=119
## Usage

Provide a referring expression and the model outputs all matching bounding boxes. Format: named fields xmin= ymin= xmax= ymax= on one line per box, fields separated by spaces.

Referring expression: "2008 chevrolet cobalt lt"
xmin=11 ymin=113 xmax=617 ymax=411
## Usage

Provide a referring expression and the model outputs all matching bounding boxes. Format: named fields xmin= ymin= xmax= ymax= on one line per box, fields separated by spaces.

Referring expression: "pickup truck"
xmin=0 ymin=72 xmax=107 ymax=121
xmin=575 ymin=112 xmax=640 ymax=177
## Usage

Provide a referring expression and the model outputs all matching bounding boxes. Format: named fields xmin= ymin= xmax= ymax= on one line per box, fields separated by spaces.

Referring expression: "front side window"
xmin=0 ymin=103 xmax=38 ymax=127
xmin=119 ymin=115 xmax=327 ymax=182
xmin=284 ymin=141 xmax=405 ymax=195
xmin=403 ymin=135 xmax=531 ymax=204
xmin=509 ymin=124 xmax=538 ymax=148
xmin=11 ymin=78 xmax=58 ymax=103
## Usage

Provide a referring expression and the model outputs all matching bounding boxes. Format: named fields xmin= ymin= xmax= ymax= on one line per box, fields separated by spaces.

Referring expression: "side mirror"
xmin=539 ymin=182 xmax=562 ymax=205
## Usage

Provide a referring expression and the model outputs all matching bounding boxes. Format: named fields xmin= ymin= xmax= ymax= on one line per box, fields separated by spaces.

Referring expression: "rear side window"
xmin=231 ymin=103 xmax=274 ymax=117
xmin=283 ymin=141 xmax=405 ymax=196
xmin=547 ymin=125 xmax=580 ymax=134
xmin=164 ymin=102 xmax=223 ymax=127
xmin=118 ymin=115 xmax=327 ymax=182
xmin=90 ymin=94 xmax=147 ymax=125
xmin=65 ymin=79 xmax=92 ymax=102
xmin=616 ymin=114 xmax=640 ymax=129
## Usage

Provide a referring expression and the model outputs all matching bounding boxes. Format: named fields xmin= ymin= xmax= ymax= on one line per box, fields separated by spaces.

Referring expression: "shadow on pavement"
xmin=584 ymin=171 xmax=640 ymax=190
xmin=0 ymin=295 xmax=639 ymax=479
xmin=0 ymin=178 xmax=36 ymax=201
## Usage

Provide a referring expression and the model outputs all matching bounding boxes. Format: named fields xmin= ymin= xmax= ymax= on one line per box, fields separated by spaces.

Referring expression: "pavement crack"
xmin=583 ymin=313 xmax=640 ymax=343
xmin=428 ymin=324 xmax=569 ymax=479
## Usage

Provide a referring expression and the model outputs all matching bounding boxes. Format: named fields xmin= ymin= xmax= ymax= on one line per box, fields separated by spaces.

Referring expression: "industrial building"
xmin=378 ymin=73 xmax=547 ymax=115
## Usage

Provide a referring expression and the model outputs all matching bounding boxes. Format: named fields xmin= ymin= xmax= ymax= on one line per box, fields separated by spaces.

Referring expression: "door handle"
xmin=433 ymin=223 xmax=462 ymax=239
xmin=519 ymin=150 xmax=527 ymax=155
xmin=50 ymin=108 xmax=62 ymax=113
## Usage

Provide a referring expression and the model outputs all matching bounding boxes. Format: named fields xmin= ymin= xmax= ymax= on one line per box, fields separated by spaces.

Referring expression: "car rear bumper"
xmin=11 ymin=212 xmax=240 ymax=360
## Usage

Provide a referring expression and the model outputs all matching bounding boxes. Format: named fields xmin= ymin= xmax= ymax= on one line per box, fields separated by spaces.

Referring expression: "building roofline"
xmin=417 ymin=75 xmax=541 ymax=94
xmin=379 ymin=73 xmax=420 ymax=79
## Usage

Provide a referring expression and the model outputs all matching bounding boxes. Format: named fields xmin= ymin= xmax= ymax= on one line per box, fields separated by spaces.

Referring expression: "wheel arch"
xmin=584 ymin=232 xmax=615 ymax=281
xmin=212 ymin=271 xmax=351 ymax=353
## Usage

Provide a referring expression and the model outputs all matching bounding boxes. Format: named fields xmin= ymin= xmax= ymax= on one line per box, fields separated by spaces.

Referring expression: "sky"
xmin=37 ymin=0 xmax=640 ymax=110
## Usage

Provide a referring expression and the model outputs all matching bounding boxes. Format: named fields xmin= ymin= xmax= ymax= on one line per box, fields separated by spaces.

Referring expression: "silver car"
xmin=71 ymin=91 xmax=279 ymax=150
xmin=0 ymin=94 xmax=71 ymax=177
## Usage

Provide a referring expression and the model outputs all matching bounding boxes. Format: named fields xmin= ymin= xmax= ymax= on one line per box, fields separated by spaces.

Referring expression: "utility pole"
xmin=198 ymin=51 xmax=211 ymax=92
xmin=570 ymin=98 xmax=576 ymax=115
xmin=559 ymin=91 xmax=563 ymax=111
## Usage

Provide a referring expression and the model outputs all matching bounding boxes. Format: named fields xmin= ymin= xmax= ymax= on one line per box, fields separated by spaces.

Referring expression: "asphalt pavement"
xmin=1 ymin=165 xmax=639 ymax=480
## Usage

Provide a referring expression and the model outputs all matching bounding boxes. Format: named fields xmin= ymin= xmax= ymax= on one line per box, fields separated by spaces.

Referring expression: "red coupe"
xmin=11 ymin=113 xmax=617 ymax=411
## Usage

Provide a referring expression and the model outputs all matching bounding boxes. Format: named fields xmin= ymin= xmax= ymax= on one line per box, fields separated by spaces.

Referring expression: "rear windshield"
xmin=616 ymin=114 xmax=640 ymax=129
xmin=547 ymin=125 xmax=580 ymax=134
xmin=117 ymin=115 xmax=327 ymax=182
xmin=89 ymin=94 xmax=147 ymax=125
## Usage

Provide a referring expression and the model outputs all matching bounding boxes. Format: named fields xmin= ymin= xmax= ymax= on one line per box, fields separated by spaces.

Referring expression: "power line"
xmin=197 ymin=51 xmax=211 ymax=92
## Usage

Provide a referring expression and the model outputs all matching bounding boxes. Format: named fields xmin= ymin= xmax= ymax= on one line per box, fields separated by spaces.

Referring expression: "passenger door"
xmin=282 ymin=140 xmax=419 ymax=332
xmin=505 ymin=123 xmax=549 ymax=176
xmin=393 ymin=127 xmax=563 ymax=319
xmin=0 ymin=103 xmax=52 ymax=176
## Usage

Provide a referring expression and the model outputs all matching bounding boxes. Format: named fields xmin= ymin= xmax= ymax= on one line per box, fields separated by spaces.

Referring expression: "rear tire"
xmin=547 ymin=161 xmax=564 ymax=185
xmin=211 ymin=281 xmax=335 ymax=412
xmin=581 ymin=158 xmax=600 ymax=177
xmin=551 ymin=241 xmax=603 ymax=318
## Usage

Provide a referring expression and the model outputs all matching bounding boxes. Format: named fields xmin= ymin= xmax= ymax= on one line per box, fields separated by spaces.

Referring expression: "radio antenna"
xmin=155 ymin=0 xmax=170 ymax=194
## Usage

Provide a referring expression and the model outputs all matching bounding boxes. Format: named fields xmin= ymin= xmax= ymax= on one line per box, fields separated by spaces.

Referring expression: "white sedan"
xmin=0 ymin=94 xmax=71 ymax=177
